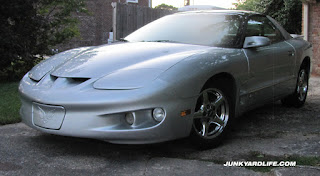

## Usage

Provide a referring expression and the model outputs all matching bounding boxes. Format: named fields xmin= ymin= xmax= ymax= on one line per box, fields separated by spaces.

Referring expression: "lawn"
xmin=0 ymin=82 xmax=21 ymax=125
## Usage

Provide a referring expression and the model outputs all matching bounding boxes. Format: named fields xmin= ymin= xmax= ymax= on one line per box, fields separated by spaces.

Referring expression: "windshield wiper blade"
xmin=146 ymin=40 xmax=180 ymax=43
xmin=119 ymin=38 xmax=129 ymax=42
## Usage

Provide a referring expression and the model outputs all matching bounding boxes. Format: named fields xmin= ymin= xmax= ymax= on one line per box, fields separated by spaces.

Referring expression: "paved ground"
xmin=1 ymin=77 xmax=319 ymax=176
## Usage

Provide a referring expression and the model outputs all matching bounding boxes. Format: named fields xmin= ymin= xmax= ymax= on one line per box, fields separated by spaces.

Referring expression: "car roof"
xmin=177 ymin=10 xmax=261 ymax=16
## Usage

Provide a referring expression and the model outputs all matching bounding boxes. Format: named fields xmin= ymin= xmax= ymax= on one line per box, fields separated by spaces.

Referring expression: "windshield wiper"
xmin=145 ymin=40 xmax=180 ymax=43
xmin=119 ymin=38 xmax=129 ymax=42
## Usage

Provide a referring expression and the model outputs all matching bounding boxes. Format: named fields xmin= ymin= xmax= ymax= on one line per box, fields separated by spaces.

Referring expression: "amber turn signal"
xmin=180 ymin=109 xmax=191 ymax=117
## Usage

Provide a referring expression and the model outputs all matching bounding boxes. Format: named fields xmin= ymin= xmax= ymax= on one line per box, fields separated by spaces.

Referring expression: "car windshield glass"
xmin=125 ymin=13 xmax=243 ymax=48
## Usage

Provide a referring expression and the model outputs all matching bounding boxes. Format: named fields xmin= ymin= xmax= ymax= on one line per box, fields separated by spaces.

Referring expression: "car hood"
xmin=50 ymin=42 xmax=209 ymax=78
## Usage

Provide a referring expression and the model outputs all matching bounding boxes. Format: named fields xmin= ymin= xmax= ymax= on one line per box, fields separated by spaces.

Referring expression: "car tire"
xmin=190 ymin=85 xmax=234 ymax=149
xmin=281 ymin=66 xmax=309 ymax=108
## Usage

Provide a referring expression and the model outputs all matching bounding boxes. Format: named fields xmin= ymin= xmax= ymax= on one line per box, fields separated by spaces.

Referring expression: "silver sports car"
xmin=19 ymin=10 xmax=312 ymax=147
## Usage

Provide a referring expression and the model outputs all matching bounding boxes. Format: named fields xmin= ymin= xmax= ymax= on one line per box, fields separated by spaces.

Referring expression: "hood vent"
xmin=29 ymin=77 xmax=40 ymax=82
xmin=67 ymin=77 xmax=90 ymax=84
xmin=51 ymin=75 xmax=58 ymax=81
xmin=44 ymin=74 xmax=91 ymax=89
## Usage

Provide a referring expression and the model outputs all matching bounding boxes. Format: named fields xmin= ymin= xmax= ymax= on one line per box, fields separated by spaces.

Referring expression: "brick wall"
xmin=310 ymin=2 xmax=320 ymax=75
xmin=56 ymin=0 xmax=149 ymax=51
xmin=303 ymin=1 xmax=320 ymax=75
xmin=302 ymin=4 xmax=304 ymax=35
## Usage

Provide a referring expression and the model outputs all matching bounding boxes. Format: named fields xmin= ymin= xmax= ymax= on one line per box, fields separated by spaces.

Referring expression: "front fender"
xmin=158 ymin=48 xmax=248 ymax=98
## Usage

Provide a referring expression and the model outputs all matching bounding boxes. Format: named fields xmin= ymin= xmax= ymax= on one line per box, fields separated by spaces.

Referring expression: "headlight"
xmin=93 ymin=68 xmax=164 ymax=90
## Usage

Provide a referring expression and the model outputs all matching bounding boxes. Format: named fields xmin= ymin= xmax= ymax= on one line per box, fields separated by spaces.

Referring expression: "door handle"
xmin=288 ymin=51 xmax=295 ymax=56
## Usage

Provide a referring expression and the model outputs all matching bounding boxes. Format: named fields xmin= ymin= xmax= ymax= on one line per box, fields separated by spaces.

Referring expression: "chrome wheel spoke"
xmin=300 ymin=71 xmax=305 ymax=81
xmin=299 ymin=87 xmax=305 ymax=99
xmin=298 ymin=86 xmax=302 ymax=94
xmin=211 ymin=114 xmax=224 ymax=127
xmin=200 ymin=121 xmax=209 ymax=137
xmin=298 ymin=87 xmax=303 ymax=93
xmin=194 ymin=110 xmax=205 ymax=119
xmin=303 ymin=85 xmax=308 ymax=93
xmin=214 ymin=95 xmax=224 ymax=108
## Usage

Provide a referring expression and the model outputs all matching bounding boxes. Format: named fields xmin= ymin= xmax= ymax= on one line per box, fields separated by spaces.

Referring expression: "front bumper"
xmin=19 ymin=74 xmax=196 ymax=144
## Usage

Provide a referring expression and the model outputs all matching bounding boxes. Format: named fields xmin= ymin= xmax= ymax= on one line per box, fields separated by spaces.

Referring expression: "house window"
xmin=127 ymin=0 xmax=138 ymax=3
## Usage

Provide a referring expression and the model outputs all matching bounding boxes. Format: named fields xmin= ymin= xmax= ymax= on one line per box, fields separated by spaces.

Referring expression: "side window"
xmin=215 ymin=15 xmax=242 ymax=47
xmin=246 ymin=16 xmax=284 ymax=43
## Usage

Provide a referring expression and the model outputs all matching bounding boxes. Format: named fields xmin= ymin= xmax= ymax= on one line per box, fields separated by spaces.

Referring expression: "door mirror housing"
xmin=243 ymin=36 xmax=271 ymax=49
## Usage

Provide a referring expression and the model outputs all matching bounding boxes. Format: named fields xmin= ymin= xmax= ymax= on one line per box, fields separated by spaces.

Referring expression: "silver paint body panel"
xmin=19 ymin=11 xmax=313 ymax=144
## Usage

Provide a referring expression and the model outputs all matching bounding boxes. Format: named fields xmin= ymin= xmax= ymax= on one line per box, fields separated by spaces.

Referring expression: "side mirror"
xmin=290 ymin=34 xmax=303 ymax=39
xmin=243 ymin=36 xmax=271 ymax=49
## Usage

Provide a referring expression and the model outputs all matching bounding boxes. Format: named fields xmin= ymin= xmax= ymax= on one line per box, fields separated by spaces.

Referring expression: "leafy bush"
xmin=154 ymin=3 xmax=178 ymax=10
xmin=234 ymin=0 xmax=302 ymax=34
xmin=0 ymin=0 xmax=87 ymax=81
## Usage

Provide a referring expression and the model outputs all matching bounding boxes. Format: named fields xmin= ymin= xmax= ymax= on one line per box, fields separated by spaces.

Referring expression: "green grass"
xmin=0 ymin=82 xmax=21 ymax=125
xmin=289 ymin=155 xmax=320 ymax=167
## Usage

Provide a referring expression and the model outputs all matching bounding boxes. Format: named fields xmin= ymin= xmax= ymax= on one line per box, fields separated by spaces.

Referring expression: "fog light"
xmin=125 ymin=113 xmax=135 ymax=125
xmin=153 ymin=108 xmax=165 ymax=122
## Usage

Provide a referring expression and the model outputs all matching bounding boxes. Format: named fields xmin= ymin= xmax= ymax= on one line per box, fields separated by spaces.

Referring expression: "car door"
xmin=267 ymin=17 xmax=297 ymax=98
xmin=242 ymin=15 xmax=293 ymax=108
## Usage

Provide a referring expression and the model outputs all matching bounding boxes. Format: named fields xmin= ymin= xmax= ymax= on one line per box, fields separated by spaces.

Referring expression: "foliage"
xmin=37 ymin=0 xmax=88 ymax=47
xmin=234 ymin=0 xmax=260 ymax=11
xmin=1 ymin=0 xmax=41 ymax=81
xmin=234 ymin=0 xmax=302 ymax=34
xmin=154 ymin=3 xmax=178 ymax=10
xmin=301 ymin=0 xmax=318 ymax=3
xmin=0 ymin=82 xmax=21 ymax=125
xmin=0 ymin=0 xmax=87 ymax=81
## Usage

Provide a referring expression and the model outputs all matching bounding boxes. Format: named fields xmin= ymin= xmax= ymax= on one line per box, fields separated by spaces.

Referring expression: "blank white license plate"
xmin=32 ymin=102 xmax=66 ymax=130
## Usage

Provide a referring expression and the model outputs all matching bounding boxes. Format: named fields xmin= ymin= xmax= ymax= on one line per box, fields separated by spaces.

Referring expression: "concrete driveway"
xmin=1 ymin=77 xmax=319 ymax=176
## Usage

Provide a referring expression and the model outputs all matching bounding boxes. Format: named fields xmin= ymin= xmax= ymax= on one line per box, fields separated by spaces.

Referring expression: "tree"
xmin=37 ymin=0 xmax=88 ymax=47
xmin=0 ymin=0 xmax=87 ymax=81
xmin=234 ymin=0 xmax=260 ymax=11
xmin=234 ymin=0 xmax=302 ymax=34
xmin=154 ymin=3 xmax=178 ymax=10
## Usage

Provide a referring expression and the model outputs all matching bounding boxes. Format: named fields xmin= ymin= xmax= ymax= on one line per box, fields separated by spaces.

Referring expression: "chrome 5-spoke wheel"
xmin=281 ymin=66 xmax=309 ymax=108
xmin=297 ymin=69 xmax=308 ymax=101
xmin=190 ymin=87 xmax=233 ymax=148
xmin=193 ymin=88 xmax=229 ymax=139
